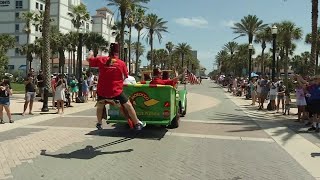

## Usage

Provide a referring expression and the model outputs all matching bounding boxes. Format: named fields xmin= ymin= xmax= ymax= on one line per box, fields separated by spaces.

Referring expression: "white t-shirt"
xmin=124 ymin=75 xmax=137 ymax=85
xmin=256 ymin=79 xmax=262 ymax=93
xmin=269 ymin=83 xmax=278 ymax=95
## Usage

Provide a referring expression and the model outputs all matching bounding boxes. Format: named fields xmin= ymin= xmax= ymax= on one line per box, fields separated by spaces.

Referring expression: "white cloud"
xmin=174 ymin=17 xmax=209 ymax=28
xmin=221 ymin=20 xmax=236 ymax=28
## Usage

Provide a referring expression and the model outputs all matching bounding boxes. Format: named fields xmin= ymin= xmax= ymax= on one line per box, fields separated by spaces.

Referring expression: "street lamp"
xmin=77 ymin=33 xmax=84 ymax=101
xmin=271 ymin=25 xmax=278 ymax=82
xmin=276 ymin=53 xmax=280 ymax=78
xmin=248 ymin=43 xmax=253 ymax=80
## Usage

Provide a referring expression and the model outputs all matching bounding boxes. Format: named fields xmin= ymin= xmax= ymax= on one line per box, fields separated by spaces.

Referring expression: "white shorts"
xmin=296 ymin=98 xmax=307 ymax=106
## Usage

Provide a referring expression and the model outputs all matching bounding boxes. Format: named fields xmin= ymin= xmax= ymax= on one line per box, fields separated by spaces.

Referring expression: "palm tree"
xmin=166 ymin=41 xmax=174 ymax=69
xmin=21 ymin=11 xmax=35 ymax=72
xmin=41 ymin=0 xmax=51 ymax=112
xmin=0 ymin=35 xmax=15 ymax=78
xmin=254 ymin=27 xmax=272 ymax=74
xmin=112 ymin=21 xmax=123 ymax=43
xmin=311 ymin=0 xmax=318 ymax=75
xmin=175 ymin=43 xmax=192 ymax=71
xmin=215 ymin=50 xmax=229 ymax=73
xmin=84 ymin=32 xmax=109 ymax=57
xmin=65 ymin=32 xmax=78 ymax=75
xmin=305 ymin=28 xmax=320 ymax=73
xmin=134 ymin=7 xmax=145 ymax=74
xmin=232 ymin=14 xmax=268 ymax=44
xmin=277 ymin=21 xmax=302 ymax=88
xmin=144 ymin=13 xmax=168 ymax=68
xmin=107 ymin=0 xmax=149 ymax=60
xmin=68 ymin=3 xmax=90 ymax=78
xmin=131 ymin=41 xmax=145 ymax=72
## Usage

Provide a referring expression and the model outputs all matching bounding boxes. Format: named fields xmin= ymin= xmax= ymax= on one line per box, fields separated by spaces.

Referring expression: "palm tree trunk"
xmin=128 ymin=26 xmax=132 ymax=74
xmin=41 ymin=0 xmax=51 ymax=112
xmin=26 ymin=32 xmax=30 ymax=75
xmin=73 ymin=51 xmax=76 ymax=76
xmin=316 ymin=50 xmax=319 ymax=73
xmin=68 ymin=51 xmax=71 ymax=77
xmin=284 ymin=48 xmax=289 ymax=89
xmin=261 ymin=48 xmax=265 ymax=75
xmin=181 ymin=54 xmax=184 ymax=71
xmin=311 ymin=0 xmax=318 ymax=75
xmin=59 ymin=48 xmax=65 ymax=74
xmin=150 ymin=33 xmax=154 ymax=68
xmin=135 ymin=30 xmax=141 ymax=75
xmin=120 ymin=10 xmax=126 ymax=60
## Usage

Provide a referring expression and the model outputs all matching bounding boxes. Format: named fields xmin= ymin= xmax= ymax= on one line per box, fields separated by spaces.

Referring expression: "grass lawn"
xmin=11 ymin=83 xmax=25 ymax=94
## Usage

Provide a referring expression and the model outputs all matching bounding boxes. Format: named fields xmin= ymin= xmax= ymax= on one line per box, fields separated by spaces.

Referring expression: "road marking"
xmin=181 ymin=119 xmax=246 ymax=124
xmin=168 ymin=132 xmax=274 ymax=142
xmin=225 ymin=89 xmax=320 ymax=178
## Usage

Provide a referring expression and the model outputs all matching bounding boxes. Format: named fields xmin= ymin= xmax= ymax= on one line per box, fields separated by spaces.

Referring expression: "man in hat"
xmin=150 ymin=68 xmax=184 ymax=86
xmin=87 ymin=43 xmax=146 ymax=130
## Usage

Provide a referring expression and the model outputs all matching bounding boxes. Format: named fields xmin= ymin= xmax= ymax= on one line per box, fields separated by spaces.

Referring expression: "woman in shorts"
xmin=295 ymin=81 xmax=307 ymax=122
xmin=0 ymin=78 xmax=13 ymax=124
xmin=269 ymin=82 xmax=277 ymax=110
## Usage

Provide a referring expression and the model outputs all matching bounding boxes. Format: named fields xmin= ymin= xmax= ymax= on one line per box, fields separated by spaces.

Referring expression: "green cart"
xmin=107 ymin=83 xmax=187 ymax=128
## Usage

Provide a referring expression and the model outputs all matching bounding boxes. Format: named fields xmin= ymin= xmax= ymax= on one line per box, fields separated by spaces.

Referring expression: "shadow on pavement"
xmin=40 ymin=144 xmax=133 ymax=160
xmin=86 ymin=125 xmax=168 ymax=141
xmin=311 ymin=153 xmax=320 ymax=157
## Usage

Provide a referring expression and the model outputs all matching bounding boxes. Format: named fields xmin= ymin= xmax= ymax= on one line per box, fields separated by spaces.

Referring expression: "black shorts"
xmin=89 ymin=86 xmax=93 ymax=91
xmin=307 ymin=101 xmax=320 ymax=114
xmin=97 ymin=92 xmax=128 ymax=105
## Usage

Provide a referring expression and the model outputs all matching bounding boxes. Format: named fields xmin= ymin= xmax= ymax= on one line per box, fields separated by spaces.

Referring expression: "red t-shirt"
xmin=150 ymin=78 xmax=177 ymax=86
xmin=89 ymin=56 xmax=128 ymax=98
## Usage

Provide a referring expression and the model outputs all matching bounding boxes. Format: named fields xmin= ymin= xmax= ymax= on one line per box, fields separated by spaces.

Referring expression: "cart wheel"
xmin=170 ymin=113 xmax=180 ymax=129
xmin=182 ymin=98 xmax=187 ymax=117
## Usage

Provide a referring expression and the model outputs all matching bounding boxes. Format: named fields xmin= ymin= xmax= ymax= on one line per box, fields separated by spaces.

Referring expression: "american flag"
xmin=185 ymin=70 xmax=200 ymax=85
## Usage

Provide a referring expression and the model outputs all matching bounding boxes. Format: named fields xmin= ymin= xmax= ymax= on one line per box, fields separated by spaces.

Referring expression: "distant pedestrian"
xmin=54 ymin=74 xmax=66 ymax=114
xmin=92 ymin=76 xmax=98 ymax=101
xmin=82 ymin=76 xmax=89 ymax=102
xmin=0 ymin=78 xmax=13 ymax=124
xmin=22 ymin=73 xmax=36 ymax=116
xmin=70 ymin=76 xmax=79 ymax=102
xmin=283 ymin=91 xmax=291 ymax=115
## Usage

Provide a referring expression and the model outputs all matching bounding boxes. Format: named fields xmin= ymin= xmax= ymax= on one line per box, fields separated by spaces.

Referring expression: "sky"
xmin=82 ymin=0 xmax=312 ymax=73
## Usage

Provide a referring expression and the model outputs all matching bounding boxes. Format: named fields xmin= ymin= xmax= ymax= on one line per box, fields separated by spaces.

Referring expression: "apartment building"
xmin=0 ymin=0 xmax=114 ymax=73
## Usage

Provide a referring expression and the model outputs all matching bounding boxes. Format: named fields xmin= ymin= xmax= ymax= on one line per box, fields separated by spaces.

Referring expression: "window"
xmin=86 ymin=23 xmax=89 ymax=30
xmin=8 ymin=65 xmax=14 ymax=70
xmin=15 ymin=24 xmax=19 ymax=31
xmin=15 ymin=36 xmax=19 ymax=43
xmin=35 ymin=37 xmax=38 ymax=40
xmin=15 ymin=12 xmax=20 ymax=19
xmin=15 ymin=1 xmax=23 ymax=9
xmin=35 ymin=25 xmax=39 ymax=31
xmin=40 ymin=4 xmax=43 ymax=10
xmin=36 ymin=2 xmax=39 ymax=9
xmin=15 ymin=48 xmax=20 ymax=55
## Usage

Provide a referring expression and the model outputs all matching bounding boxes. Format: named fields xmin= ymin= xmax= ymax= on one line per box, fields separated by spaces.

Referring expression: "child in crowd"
xmin=82 ymin=77 xmax=89 ymax=102
xmin=283 ymin=91 xmax=291 ymax=115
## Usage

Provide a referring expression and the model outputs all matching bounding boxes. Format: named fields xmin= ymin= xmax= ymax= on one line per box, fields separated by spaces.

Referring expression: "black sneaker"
xmin=135 ymin=121 xmax=146 ymax=131
xmin=96 ymin=123 xmax=102 ymax=130
xmin=308 ymin=126 xmax=316 ymax=131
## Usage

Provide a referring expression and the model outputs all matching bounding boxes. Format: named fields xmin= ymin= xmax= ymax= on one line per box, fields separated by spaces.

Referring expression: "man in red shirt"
xmin=150 ymin=68 xmax=184 ymax=86
xmin=87 ymin=43 xmax=146 ymax=130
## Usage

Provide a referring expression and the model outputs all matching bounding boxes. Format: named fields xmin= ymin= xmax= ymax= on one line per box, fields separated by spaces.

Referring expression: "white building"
xmin=0 ymin=0 xmax=114 ymax=73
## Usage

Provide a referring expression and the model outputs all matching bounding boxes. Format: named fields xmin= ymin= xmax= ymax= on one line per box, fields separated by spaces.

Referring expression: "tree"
xmin=84 ymin=32 xmax=109 ymax=57
xmin=0 ymin=35 xmax=15 ymax=78
xmin=134 ymin=7 xmax=145 ymax=75
xmin=232 ymin=14 xmax=268 ymax=44
xmin=215 ymin=50 xmax=229 ymax=73
xmin=305 ymin=27 xmax=320 ymax=73
xmin=310 ymin=0 xmax=318 ymax=75
xmin=277 ymin=21 xmax=302 ymax=88
xmin=165 ymin=41 xmax=174 ymax=68
xmin=175 ymin=43 xmax=192 ymax=71
xmin=254 ymin=27 xmax=272 ymax=74
xmin=21 ymin=11 xmax=35 ymax=72
xmin=65 ymin=32 xmax=78 ymax=75
xmin=111 ymin=21 xmax=123 ymax=43
xmin=41 ymin=0 xmax=51 ymax=112
xmin=107 ymin=0 xmax=149 ymax=60
xmin=68 ymin=3 xmax=90 ymax=78
xmin=144 ymin=13 xmax=168 ymax=68
xmin=131 ymin=41 xmax=145 ymax=72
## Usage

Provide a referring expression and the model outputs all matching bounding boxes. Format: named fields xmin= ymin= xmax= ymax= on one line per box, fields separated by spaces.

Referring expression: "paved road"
xmin=0 ymin=80 xmax=316 ymax=180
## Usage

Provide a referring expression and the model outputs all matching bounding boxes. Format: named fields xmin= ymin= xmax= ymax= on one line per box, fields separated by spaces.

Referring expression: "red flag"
xmin=185 ymin=70 xmax=200 ymax=85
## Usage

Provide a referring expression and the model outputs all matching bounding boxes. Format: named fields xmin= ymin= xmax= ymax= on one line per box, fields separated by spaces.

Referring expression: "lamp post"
xmin=276 ymin=53 xmax=280 ymax=78
xmin=248 ymin=43 xmax=253 ymax=80
xmin=271 ymin=25 xmax=278 ymax=82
